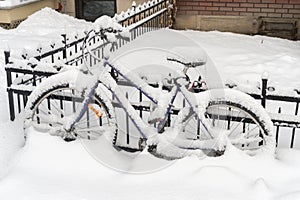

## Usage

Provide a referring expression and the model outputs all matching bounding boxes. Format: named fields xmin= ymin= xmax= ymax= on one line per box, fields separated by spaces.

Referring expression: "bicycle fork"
xmin=66 ymin=80 xmax=100 ymax=133
xmin=177 ymin=84 xmax=213 ymax=139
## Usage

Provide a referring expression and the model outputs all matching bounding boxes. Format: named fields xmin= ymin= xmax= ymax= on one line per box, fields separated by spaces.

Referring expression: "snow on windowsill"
xmin=0 ymin=0 xmax=43 ymax=9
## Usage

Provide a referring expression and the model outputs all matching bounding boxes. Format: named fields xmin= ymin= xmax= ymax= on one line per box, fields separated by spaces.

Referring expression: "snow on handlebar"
xmin=94 ymin=15 xmax=130 ymax=43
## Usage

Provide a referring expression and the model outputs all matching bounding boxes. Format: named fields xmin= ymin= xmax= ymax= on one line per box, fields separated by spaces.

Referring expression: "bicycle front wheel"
xmin=176 ymin=89 xmax=275 ymax=156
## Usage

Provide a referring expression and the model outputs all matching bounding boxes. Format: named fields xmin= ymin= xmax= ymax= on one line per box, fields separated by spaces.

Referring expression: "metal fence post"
xmin=4 ymin=50 xmax=10 ymax=64
xmin=261 ymin=72 xmax=268 ymax=108
xmin=4 ymin=51 xmax=15 ymax=121
xmin=275 ymin=107 xmax=281 ymax=146
xmin=61 ymin=34 xmax=67 ymax=60
xmin=290 ymin=102 xmax=299 ymax=148
xmin=126 ymin=92 xmax=130 ymax=144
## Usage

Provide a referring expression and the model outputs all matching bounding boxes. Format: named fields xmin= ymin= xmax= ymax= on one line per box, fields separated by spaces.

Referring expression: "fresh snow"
xmin=0 ymin=7 xmax=300 ymax=200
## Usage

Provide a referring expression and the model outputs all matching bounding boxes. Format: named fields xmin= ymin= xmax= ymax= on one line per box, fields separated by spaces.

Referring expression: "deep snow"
xmin=0 ymin=8 xmax=300 ymax=200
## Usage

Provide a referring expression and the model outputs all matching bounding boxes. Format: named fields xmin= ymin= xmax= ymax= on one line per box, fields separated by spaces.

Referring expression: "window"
xmin=76 ymin=0 xmax=116 ymax=21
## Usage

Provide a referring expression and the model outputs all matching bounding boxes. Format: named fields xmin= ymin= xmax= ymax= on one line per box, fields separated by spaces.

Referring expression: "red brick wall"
xmin=177 ymin=0 xmax=300 ymax=18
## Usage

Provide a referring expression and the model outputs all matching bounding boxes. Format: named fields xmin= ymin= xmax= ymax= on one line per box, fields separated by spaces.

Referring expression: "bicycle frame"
xmin=67 ymin=56 xmax=211 ymax=141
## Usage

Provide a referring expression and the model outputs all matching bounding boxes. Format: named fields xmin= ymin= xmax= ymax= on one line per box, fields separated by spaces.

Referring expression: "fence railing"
xmin=226 ymin=75 xmax=300 ymax=148
xmin=4 ymin=0 xmax=174 ymax=121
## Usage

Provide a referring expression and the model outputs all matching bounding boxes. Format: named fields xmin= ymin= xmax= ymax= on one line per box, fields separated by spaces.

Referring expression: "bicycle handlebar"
xmin=81 ymin=20 xmax=130 ymax=74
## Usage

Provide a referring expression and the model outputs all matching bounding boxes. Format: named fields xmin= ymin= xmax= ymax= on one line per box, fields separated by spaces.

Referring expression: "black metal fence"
xmin=5 ymin=0 xmax=173 ymax=121
xmin=226 ymin=77 xmax=300 ymax=148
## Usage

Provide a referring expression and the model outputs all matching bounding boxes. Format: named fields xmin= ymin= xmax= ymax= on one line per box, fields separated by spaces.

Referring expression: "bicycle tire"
xmin=24 ymin=75 xmax=117 ymax=142
xmin=175 ymin=89 xmax=276 ymax=156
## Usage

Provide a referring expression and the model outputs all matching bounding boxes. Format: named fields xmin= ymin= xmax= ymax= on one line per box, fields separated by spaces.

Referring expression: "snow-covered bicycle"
xmin=24 ymin=19 xmax=275 ymax=159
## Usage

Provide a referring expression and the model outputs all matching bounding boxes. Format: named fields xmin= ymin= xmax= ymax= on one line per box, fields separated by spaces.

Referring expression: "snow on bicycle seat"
xmin=167 ymin=47 xmax=207 ymax=67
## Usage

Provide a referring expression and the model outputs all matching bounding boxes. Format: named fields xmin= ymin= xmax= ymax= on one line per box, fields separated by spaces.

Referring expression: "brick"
xmin=267 ymin=13 xmax=282 ymax=17
xmin=283 ymin=4 xmax=293 ymax=8
xmin=240 ymin=12 xmax=254 ymax=16
xmin=233 ymin=7 xmax=247 ymax=11
xmin=247 ymin=0 xmax=261 ymax=3
xmin=234 ymin=0 xmax=247 ymax=2
xmin=241 ymin=3 xmax=254 ymax=7
xmin=275 ymin=0 xmax=289 ymax=4
xmin=253 ymin=12 xmax=268 ymax=16
xmin=180 ymin=6 xmax=193 ymax=10
xmin=213 ymin=11 xmax=227 ymax=15
xmin=293 ymin=14 xmax=300 ymax=18
xmin=289 ymin=9 xmax=300 ymax=14
xmin=186 ymin=2 xmax=199 ymax=6
xmin=199 ymin=11 xmax=213 ymax=15
xmin=294 ymin=5 xmax=300 ymax=9
xmin=275 ymin=8 xmax=288 ymax=13
xmin=219 ymin=0 xmax=233 ymax=2
xmin=213 ymin=3 xmax=226 ymax=6
xmin=177 ymin=7 xmax=186 ymax=11
xmin=177 ymin=2 xmax=186 ymax=6
xmin=247 ymin=7 xmax=261 ymax=12
xmin=193 ymin=6 xmax=206 ymax=10
xmin=227 ymin=3 xmax=240 ymax=7
xmin=220 ymin=7 xmax=233 ymax=11
xmin=261 ymin=0 xmax=275 ymax=3
xmin=254 ymin=3 xmax=268 ymax=7
xmin=282 ymin=13 xmax=293 ymax=17
xmin=199 ymin=2 xmax=213 ymax=6
xmin=268 ymin=4 xmax=282 ymax=8
xmin=261 ymin=8 xmax=275 ymax=12
xmin=290 ymin=0 xmax=300 ymax=4
xmin=206 ymin=6 xmax=220 ymax=10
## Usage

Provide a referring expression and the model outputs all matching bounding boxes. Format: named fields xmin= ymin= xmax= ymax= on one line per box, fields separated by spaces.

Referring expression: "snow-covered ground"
xmin=0 ymin=8 xmax=300 ymax=200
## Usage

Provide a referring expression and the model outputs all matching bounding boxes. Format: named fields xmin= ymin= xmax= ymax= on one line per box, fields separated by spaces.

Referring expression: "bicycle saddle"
xmin=167 ymin=47 xmax=207 ymax=67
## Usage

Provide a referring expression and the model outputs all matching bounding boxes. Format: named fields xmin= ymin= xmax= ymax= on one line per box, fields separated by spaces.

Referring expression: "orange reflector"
xmin=88 ymin=104 xmax=103 ymax=118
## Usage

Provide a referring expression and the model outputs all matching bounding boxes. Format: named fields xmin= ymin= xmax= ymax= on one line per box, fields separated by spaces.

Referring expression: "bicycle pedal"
xmin=138 ymin=138 xmax=147 ymax=150
xmin=147 ymin=144 xmax=157 ymax=153
xmin=63 ymin=137 xmax=76 ymax=142
xmin=205 ymin=150 xmax=225 ymax=157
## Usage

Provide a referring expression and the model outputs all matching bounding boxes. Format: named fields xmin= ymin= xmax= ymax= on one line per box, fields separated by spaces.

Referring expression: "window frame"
xmin=75 ymin=0 xmax=117 ymax=21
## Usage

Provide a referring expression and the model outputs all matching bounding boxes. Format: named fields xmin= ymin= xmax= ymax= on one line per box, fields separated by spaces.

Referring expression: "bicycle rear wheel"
xmin=25 ymin=83 xmax=116 ymax=141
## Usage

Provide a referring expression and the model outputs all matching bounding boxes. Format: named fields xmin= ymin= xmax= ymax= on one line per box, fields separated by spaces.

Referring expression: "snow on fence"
xmin=4 ymin=0 xmax=174 ymax=119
